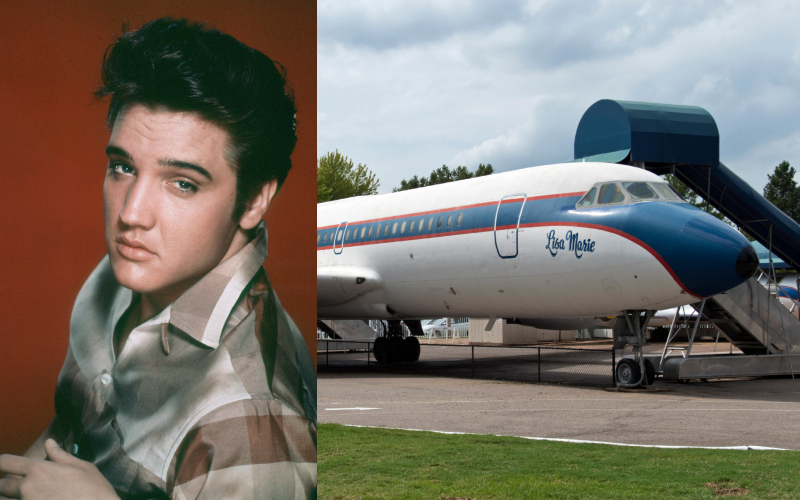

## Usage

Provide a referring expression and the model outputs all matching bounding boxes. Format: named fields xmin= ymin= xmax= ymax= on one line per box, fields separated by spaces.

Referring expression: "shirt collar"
xmin=161 ymin=220 xmax=268 ymax=349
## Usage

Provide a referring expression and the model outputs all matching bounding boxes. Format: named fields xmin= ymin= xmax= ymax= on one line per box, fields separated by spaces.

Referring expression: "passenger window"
xmin=401 ymin=221 xmax=406 ymax=233
xmin=446 ymin=215 xmax=452 ymax=228
xmin=336 ymin=230 xmax=343 ymax=242
xmin=428 ymin=217 xmax=433 ymax=230
xmin=598 ymin=183 xmax=625 ymax=205
xmin=456 ymin=213 xmax=463 ymax=226
xmin=437 ymin=216 xmax=443 ymax=228
xmin=419 ymin=219 xmax=424 ymax=231
xmin=361 ymin=227 xmax=366 ymax=238
xmin=368 ymin=226 xmax=374 ymax=237
xmin=345 ymin=229 xmax=351 ymax=240
xmin=384 ymin=224 xmax=389 ymax=236
xmin=577 ymin=187 xmax=596 ymax=207
xmin=392 ymin=222 xmax=398 ymax=234
xmin=323 ymin=232 xmax=327 ymax=243
xmin=623 ymin=182 xmax=657 ymax=200
xmin=317 ymin=233 xmax=321 ymax=244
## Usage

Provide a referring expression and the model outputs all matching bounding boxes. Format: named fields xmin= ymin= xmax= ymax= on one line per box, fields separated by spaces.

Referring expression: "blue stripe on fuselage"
xmin=317 ymin=196 xmax=750 ymax=298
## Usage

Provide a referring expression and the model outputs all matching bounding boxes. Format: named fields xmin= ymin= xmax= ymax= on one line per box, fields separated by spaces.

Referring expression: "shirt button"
xmin=72 ymin=444 xmax=79 ymax=455
xmin=101 ymin=373 xmax=112 ymax=385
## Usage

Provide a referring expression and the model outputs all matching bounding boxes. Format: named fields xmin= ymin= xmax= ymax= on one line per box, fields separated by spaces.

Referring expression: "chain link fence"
xmin=318 ymin=339 xmax=616 ymax=387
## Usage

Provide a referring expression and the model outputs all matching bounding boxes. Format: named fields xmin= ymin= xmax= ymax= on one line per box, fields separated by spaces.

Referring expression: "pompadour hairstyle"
xmin=94 ymin=18 xmax=297 ymax=220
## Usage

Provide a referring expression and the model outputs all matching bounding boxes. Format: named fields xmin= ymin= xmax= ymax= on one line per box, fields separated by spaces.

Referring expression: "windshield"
xmin=598 ymin=183 xmax=625 ymax=205
xmin=651 ymin=182 xmax=682 ymax=201
xmin=576 ymin=180 xmax=686 ymax=209
xmin=622 ymin=182 xmax=657 ymax=200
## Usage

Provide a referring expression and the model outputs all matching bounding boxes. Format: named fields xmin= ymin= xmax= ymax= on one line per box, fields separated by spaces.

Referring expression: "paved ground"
xmin=319 ymin=371 xmax=800 ymax=450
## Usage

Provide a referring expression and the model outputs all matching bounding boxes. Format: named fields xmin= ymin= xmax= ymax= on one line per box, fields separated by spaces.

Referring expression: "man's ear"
xmin=238 ymin=180 xmax=279 ymax=230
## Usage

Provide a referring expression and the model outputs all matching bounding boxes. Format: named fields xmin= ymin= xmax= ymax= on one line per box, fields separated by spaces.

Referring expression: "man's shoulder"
xmin=246 ymin=268 xmax=317 ymax=423
xmin=67 ymin=256 xmax=130 ymax=359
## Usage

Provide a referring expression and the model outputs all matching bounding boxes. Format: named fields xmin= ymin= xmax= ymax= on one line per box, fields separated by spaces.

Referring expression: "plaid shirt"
xmin=53 ymin=223 xmax=316 ymax=499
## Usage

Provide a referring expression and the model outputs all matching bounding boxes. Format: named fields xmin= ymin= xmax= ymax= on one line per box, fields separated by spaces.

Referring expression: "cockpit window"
xmin=576 ymin=180 xmax=686 ymax=209
xmin=651 ymin=182 xmax=682 ymax=201
xmin=598 ymin=183 xmax=625 ymax=205
xmin=577 ymin=187 xmax=596 ymax=207
xmin=622 ymin=182 xmax=657 ymax=200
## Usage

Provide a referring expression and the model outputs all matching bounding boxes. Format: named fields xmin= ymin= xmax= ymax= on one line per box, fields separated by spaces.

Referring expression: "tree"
xmin=394 ymin=163 xmax=494 ymax=192
xmin=317 ymin=150 xmax=379 ymax=203
xmin=763 ymin=161 xmax=799 ymax=223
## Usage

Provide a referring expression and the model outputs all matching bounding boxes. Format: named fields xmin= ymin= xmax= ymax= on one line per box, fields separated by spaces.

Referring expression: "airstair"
xmin=319 ymin=319 xmax=377 ymax=340
xmin=318 ymin=319 xmax=378 ymax=351
xmin=574 ymin=100 xmax=800 ymax=382
xmin=658 ymin=276 xmax=800 ymax=380
xmin=704 ymin=276 xmax=800 ymax=355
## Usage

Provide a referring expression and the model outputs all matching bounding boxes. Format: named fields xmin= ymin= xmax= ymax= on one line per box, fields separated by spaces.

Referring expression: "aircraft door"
xmin=333 ymin=222 xmax=347 ymax=254
xmin=494 ymin=194 xmax=526 ymax=258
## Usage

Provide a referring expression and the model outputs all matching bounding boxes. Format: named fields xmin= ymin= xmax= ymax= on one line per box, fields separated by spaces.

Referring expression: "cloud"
xmin=450 ymin=98 xmax=582 ymax=171
xmin=319 ymin=0 xmax=525 ymax=50
xmin=319 ymin=0 xmax=800 ymax=193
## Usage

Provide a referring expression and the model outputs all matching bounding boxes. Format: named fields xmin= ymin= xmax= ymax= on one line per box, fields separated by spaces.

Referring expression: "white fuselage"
xmin=317 ymin=162 xmax=753 ymax=323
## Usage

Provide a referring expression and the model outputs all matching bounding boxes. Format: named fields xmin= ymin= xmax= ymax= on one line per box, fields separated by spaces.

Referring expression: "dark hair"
xmin=94 ymin=18 xmax=297 ymax=220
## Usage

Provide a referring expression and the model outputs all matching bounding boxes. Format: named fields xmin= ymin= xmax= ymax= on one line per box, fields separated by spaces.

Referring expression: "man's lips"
xmin=116 ymin=235 xmax=156 ymax=261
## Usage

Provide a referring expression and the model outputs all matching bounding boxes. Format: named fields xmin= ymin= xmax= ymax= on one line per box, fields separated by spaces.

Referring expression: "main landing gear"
xmin=373 ymin=319 xmax=421 ymax=363
xmin=613 ymin=310 xmax=656 ymax=387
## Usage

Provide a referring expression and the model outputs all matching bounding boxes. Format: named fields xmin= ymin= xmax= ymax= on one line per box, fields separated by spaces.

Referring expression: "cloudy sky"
xmin=318 ymin=0 xmax=800 ymax=194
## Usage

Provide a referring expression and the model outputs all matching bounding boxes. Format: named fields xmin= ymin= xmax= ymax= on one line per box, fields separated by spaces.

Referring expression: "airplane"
xmin=317 ymin=161 xmax=759 ymax=383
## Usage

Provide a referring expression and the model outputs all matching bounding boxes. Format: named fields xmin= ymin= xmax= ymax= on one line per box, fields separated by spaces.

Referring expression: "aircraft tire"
xmin=616 ymin=358 xmax=641 ymax=386
xmin=404 ymin=336 xmax=421 ymax=362
xmin=373 ymin=336 xmax=387 ymax=363
xmin=383 ymin=336 xmax=396 ymax=363
xmin=643 ymin=359 xmax=656 ymax=385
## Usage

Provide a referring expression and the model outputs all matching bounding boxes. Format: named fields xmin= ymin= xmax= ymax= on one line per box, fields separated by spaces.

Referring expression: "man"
xmin=0 ymin=18 xmax=316 ymax=500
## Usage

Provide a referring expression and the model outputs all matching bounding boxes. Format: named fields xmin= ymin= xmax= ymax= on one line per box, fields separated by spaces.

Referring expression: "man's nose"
xmin=119 ymin=177 xmax=157 ymax=228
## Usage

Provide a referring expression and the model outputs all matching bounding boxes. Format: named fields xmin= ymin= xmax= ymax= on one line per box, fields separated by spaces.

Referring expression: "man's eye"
xmin=174 ymin=180 xmax=197 ymax=193
xmin=110 ymin=163 xmax=134 ymax=175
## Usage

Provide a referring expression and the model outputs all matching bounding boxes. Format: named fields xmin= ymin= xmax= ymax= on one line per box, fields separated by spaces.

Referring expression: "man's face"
xmin=104 ymin=104 xmax=241 ymax=300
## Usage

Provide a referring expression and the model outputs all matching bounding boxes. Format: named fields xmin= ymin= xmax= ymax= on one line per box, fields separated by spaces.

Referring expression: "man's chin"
xmin=109 ymin=257 xmax=161 ymax=294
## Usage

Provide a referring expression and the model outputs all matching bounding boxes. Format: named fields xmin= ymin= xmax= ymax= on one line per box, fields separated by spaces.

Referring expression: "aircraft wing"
xmin=318 ymin=266 xmax=383 ymax=307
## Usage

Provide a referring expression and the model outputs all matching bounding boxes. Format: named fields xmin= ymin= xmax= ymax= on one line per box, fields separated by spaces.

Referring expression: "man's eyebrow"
xmin=106 ymin=145 xmax=213 ymax=181
xmin=158 ymin=159 xmax=213 ymax=181
xmin=106 ymin=145 xmax=132 ymax=160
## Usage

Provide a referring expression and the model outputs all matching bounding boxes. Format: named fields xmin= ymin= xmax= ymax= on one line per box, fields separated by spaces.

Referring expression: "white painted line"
xmin=325 ymin=407 xmax=381 ymax=411
xmin=329 ymin=407 xmax=800 ymax=415
xmin=333 ymin=424 xmax=789 ymax=451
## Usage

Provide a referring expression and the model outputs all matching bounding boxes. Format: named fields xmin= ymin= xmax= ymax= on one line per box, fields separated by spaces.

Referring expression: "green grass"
xmin=319 ymin=423 xmax=800 ymax=499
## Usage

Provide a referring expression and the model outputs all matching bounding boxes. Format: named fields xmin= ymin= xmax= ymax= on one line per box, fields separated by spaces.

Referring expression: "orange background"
xmin=0 ymin=1 xmax=316 ymax=455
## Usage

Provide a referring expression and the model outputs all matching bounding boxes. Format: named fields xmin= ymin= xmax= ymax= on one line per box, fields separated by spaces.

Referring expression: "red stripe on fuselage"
xmin=318 ymin=219 xmax=700 ymax=298
xmin=521 ymin=221 xmax=699 ymax=298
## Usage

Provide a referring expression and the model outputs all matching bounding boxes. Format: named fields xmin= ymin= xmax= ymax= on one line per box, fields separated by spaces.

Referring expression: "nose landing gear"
xmin=613 ymin=310 xmax=656 ymax=387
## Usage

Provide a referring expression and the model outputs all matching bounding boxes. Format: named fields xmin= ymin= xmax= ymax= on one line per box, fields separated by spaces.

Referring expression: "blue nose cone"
xmin=675 ymin=214 xmax=756 ymax=297
xmin=736 ymin=245 xmax=759 ymax=280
